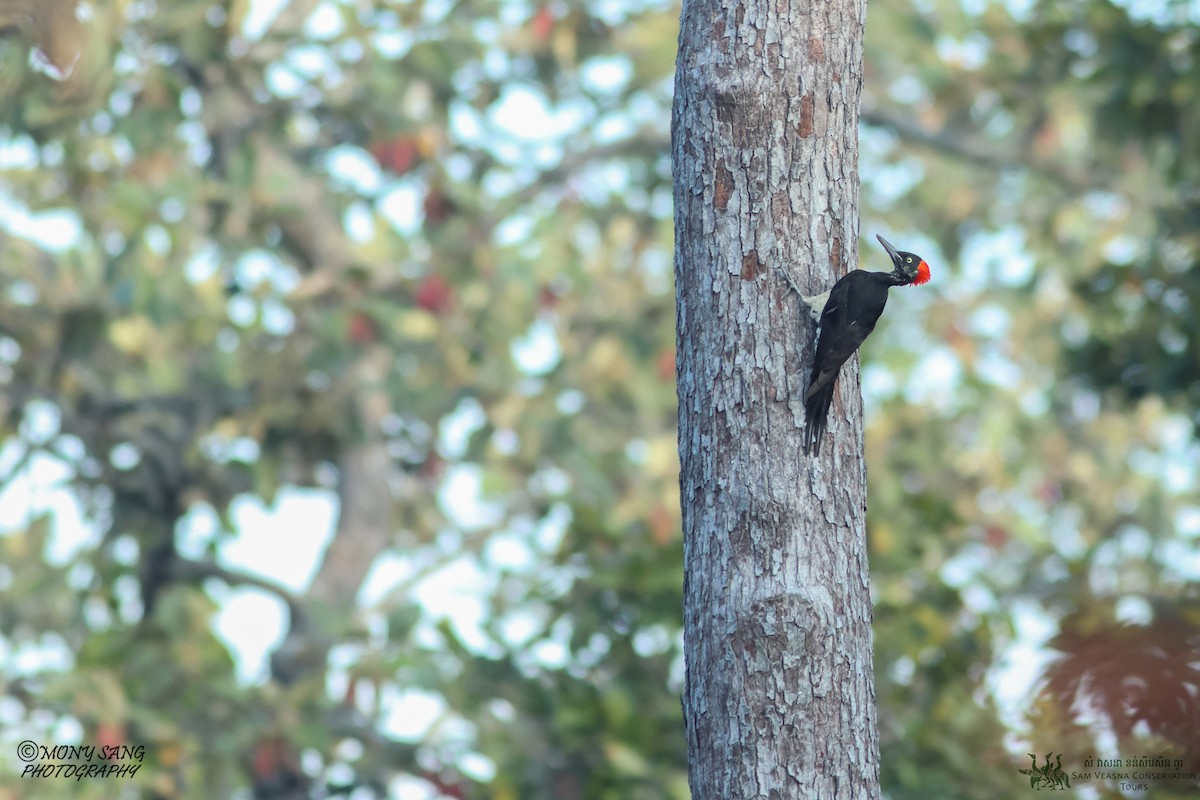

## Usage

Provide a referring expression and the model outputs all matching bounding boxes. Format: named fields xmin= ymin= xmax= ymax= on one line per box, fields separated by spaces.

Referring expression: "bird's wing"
xmin=813 ymin=318 xmax=875 ymax=373
xmin=806 ymin=274 xmax=880 ymax=398
xmin=805 ymin=320 xmax=873 ymax=400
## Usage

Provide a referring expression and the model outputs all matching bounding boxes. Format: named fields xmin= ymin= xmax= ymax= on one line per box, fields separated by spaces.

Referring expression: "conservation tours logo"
xmin=1017 ymin=753 xmax=1196 ymax=792
xmin=1018 ymin=753 xmax=1069 ymax=790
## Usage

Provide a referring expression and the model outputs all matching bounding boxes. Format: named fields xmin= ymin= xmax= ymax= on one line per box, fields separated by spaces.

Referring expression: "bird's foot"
xmin=775 ymin=266 xmax=825 ymax=322
xmin=799 ymin=290 xmax=829 ymax=322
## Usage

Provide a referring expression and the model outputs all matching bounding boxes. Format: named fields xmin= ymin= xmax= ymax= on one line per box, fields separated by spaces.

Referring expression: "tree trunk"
xmin=672 ymin=0 xmax=880 ymax=795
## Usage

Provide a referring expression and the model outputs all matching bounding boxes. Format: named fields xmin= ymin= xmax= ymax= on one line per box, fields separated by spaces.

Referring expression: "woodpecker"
xmin=779 ymin=234 xmax=932 ymax=456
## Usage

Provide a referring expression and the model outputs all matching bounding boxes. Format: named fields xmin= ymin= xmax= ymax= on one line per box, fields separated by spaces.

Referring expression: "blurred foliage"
xmin=0 ymin=0 xmax=1198 ymax=797
xmin=0 ymin=0 xmax=680 ymax=796
xmin=863 ymin=0 xmax=1200 ymax=793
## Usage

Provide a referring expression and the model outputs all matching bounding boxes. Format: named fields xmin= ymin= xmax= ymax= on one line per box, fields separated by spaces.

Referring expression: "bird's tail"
xmin=803 ymin=380 xmax=836 ymax=456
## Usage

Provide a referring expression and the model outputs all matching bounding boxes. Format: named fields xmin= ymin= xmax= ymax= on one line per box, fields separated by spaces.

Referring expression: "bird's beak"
xmin=876 ymin=234 xmax=902 ymax=265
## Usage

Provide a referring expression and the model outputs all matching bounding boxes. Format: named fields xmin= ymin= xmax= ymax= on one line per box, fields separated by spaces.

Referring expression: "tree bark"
xmin=672 ymin=0 xmax=880 ymax=795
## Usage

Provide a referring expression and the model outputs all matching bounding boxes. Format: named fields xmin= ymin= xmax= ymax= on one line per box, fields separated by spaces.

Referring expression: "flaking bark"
xmin=672 ymin=0 xmax=881 ymax=795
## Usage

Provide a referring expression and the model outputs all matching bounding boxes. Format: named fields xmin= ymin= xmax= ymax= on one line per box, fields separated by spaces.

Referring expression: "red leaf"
xmin=648 ymin=503 xmax=676 ymax=546
xmin=347 ymin=312 xmax=377 ymax=344
xmin=421 ymin=769 xmax=468 ymax=799
xmin=419 ymin=452 xmax=445 ymax=481
xmin=423 ymin=188 xmax=457 ymax=227
xmin=369 ymin=139 xmax=421 ymax=175
xmin=984 ymin=525 xmax=1009 ymax=549
xmin=95 ymin=722 xmax=125 ymax=754
xmin=415 ymin=275 xmax=453 ymax=314
xmin=531 ymin=7 xmax=554 ymax=41
xmin=656 ymin=347 xmax=676 ymax=382
xmin=252 ymin=735 xmax=298 ymax=780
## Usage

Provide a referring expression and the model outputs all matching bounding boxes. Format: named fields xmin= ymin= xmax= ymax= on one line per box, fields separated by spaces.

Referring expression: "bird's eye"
xmin=906 ymin=256 xmax=912 ymax=263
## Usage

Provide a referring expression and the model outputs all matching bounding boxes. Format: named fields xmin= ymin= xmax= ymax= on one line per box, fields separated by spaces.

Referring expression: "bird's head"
xmin=876 ymin=234 xmax=931 ymax=286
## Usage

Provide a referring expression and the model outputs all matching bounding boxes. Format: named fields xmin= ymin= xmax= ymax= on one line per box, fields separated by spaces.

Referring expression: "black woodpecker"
xmin=780 ymin=234 xmax=932 ymax=456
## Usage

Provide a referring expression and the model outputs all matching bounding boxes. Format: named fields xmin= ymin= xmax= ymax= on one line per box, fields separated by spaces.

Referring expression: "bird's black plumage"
xmin=798 ymin=235 xmax=931 ymax=455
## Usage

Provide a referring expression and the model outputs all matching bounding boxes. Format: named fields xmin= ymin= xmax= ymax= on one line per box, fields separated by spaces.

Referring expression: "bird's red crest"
xmin=913 ymin=260 xmax=931 ymax=286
